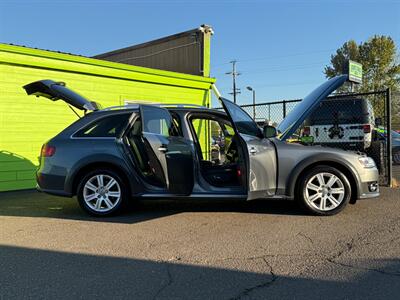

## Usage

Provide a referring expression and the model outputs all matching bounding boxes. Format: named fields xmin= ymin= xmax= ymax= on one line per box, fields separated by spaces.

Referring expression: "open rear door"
xmin=219 ymin=98 xmax=277 ymax=200
xmin=23 ymin=79 xmax=101 ymax=111
xmin=140 ymin=105 xmax=194 ymax=195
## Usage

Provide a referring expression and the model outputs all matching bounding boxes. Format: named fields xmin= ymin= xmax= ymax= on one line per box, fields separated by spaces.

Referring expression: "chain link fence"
xmin=217 ymin=89 xmax=399 ymax=186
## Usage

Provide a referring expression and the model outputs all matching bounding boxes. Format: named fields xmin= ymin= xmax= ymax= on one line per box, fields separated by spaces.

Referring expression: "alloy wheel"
xmin=304 ymin=172 xmax=345 ymax=211
xmin=83 ymin=174 xmax=121 ymax=213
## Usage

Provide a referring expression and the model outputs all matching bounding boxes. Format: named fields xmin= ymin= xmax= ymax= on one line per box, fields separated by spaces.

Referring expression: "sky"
xmin=1 ymin=0 xmax=399 ymax=107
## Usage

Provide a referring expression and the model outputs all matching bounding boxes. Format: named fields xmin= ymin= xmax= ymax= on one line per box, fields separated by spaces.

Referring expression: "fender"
xmin=64 ymin=153 xmax=142 ymax=196
xmin=286 ymin=153 xmax=362 ymax=199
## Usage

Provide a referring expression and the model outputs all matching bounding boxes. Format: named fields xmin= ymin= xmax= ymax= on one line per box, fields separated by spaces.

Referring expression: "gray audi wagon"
xmin=23 ymin=75 xmax=379 ymax=216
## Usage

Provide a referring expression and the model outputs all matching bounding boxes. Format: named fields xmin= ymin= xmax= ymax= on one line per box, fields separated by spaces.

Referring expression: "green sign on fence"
xmin=348 ymin=60 xmax=363 ymax=84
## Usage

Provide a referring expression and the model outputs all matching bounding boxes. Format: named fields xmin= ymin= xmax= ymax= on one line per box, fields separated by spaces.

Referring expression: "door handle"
xmin=250 ymin=147 xmax=257 ymax=155
xmin=158 ymin=146 xmax=168 ymax=153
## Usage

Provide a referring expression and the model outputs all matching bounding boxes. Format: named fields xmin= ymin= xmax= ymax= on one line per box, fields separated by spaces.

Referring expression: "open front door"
xmin=219 ymin=98 xmax=277 ymax=200
xmin=140 ymin=105 xmax=194 ymax=195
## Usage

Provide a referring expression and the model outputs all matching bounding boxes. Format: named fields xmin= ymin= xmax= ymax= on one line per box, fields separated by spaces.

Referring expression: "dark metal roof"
xmin=93 ymin=26 xmax=211 ymax=59
xmin=1 ymin=42 xmax=87 ymax=57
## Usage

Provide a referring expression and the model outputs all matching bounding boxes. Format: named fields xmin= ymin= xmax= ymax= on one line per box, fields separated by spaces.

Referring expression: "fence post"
xmin=268 ymin=104 xmax=271 ymax=122
xmin=283 ymin=100 xmax=287 ymax=118
xmin=386 ymin=88 xmax=392 ymax=187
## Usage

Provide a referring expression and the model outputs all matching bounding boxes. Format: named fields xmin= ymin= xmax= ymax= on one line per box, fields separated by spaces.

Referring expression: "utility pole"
xmin=226 ymin=60 xmax=241 ymax=104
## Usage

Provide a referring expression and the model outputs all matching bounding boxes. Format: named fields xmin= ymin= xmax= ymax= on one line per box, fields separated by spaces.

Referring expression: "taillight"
xmin=303 ymin=126 xmax=310 ymax=136
xmin=363 ymin=124 xmax=371 ymax=133
xmin=41 ymin=144 xmax=56 ymax=157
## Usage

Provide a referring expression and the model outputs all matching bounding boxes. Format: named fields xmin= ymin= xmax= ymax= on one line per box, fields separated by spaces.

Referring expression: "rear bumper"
xmin=36 ymin=184 xmax=72 ymax=197
xmin=36 ymin=171 xmax=71 ymax=197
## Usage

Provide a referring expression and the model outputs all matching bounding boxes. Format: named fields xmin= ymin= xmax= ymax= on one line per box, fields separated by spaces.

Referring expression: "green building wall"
xmin=0 ymin=44 xmax=215 ymax=192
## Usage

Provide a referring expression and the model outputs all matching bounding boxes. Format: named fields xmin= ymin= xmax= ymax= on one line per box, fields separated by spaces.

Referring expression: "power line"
xmin=236 ymin=49 xmax=336 ymax=63
xmin=212 ymin=49 xmax=335 ymax=70
xmin=212 ymin=61 xmax=326 ymax=77
xmin=225 ymin=60 xmax=241 ymax=104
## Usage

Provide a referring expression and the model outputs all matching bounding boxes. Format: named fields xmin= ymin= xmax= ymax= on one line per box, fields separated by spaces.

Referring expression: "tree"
xmin=324 ymin=35 xmax=400 ymax=93
xmin=325 ymin=36 xmax=400 ymax=130
xmin=324 ymin=40 xmax=359 ymax=81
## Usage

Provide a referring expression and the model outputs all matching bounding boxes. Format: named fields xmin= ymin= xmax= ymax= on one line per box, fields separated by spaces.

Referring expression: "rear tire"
xmin=77 ymin=169 xmax=128 ymax=216
xmin=296 ymin=165 xmax=351 ymax=216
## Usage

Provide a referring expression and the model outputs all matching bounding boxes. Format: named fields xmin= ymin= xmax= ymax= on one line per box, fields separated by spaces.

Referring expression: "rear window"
xmin=74 ymin=113 xmax=131 ymax=138
xmin=308 ymin=98 xmax=370 ymax=125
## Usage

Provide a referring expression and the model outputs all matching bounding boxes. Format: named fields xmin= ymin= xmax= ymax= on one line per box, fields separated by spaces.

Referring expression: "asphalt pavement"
xmin=0 ymin=188 xmax=399 ymax=299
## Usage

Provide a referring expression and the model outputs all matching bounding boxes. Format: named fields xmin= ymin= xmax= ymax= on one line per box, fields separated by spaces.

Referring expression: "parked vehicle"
xmin=23 ymin=75 xmax=379 ymax=217
xmin=375 ymin=128 xmax=400 ymax=165
xmin=303 ymin=97 xmax=375 ymax=152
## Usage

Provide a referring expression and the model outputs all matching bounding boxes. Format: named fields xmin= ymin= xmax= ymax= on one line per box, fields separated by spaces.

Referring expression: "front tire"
xmin=77 ymin=169 xmax=127 ymax=216
xmin=297 ymin=166 xmax=351 ymax=216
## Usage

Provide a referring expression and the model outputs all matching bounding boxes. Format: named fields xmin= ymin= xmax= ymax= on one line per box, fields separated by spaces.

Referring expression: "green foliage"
xmin=324 ymin=35 xmax=400 ymax=93
xmin=325 ymin=36 xmax=400 ymax=130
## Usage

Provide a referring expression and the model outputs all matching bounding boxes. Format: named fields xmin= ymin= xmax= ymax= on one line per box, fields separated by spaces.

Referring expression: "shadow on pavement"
xmin=0 ymin=190 xmax=305 ymax=224
xmin=1 ymin=245 xmax=399 ymax=299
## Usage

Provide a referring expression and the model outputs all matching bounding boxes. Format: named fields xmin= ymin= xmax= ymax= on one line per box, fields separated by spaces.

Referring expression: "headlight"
xmin=358 ymin=157 xmax=376 ymax=168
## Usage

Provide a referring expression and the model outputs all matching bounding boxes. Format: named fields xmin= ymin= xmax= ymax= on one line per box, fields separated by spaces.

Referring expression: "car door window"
xmin=221 ymin=99 xmax=261 ymax=137
xmin=141 ymin=105 xmax=179 ymax=137
xmin=74 ymin=113 xmax=131 ymax=137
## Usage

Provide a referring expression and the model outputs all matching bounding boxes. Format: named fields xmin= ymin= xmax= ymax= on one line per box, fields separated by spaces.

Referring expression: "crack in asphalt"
xmin=149 ymin=215 xmax=400 ymax=299
xmin=230 ymin=257 xmax=278 ymax=300
xmin=152 ymin=263 xmax=173 ymax=300
xmin=326 ymin=258 xmax=400 ymax=277
xmin=326 ymin=216 xmax=400 ymax=262
xmin=324 ymin=217 xmax=400 ymax=278
xmin=179 ymin=253 xmax=312 ymax=266
xmin=297 ymin=232 xmax=314 ymax=245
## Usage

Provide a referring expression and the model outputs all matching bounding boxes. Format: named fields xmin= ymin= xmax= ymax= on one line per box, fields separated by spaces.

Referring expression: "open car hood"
xmin=277 ymin=75 xmax=348 ymax=141
xmin=23 ymin=80 xmax=101 ymax=111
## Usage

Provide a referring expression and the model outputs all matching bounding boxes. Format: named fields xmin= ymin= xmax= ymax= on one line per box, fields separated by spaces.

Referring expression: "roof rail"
xmin=101 ymin=103 xmax=207 ymax=111
xmin=161 ymin=103 xmax=205 ymax=108
xmin=101 ymin=104 xmax=139 ymax=111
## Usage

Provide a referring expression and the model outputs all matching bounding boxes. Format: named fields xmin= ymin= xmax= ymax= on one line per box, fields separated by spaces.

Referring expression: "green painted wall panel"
xmin=0 ymin=44 xmax=215 ymax=192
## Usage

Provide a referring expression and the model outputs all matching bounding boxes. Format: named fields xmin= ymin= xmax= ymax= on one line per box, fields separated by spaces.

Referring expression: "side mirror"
xmin=263 ymin=125 xmax=277 ymax=138
xmin=375 ymin=117 xmax=382 ymax=127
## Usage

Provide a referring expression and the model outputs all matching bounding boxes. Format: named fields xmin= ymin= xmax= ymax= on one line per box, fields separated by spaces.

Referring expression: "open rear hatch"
xmin=23 ymin=80 xmax=101 ymax=111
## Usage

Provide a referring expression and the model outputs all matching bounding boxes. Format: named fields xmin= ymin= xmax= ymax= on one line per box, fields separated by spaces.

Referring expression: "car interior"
xmin=188 ymin=113 xmax=246 ymax=188
xmin=125 ymin=117 xmax=167 ymax=187
xmin=123 ymin=110 xmax=246 ymax=190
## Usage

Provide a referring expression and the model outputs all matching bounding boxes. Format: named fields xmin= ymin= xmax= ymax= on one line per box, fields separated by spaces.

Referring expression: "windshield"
xmin=308 ymin=98 xmax=370 ymax=125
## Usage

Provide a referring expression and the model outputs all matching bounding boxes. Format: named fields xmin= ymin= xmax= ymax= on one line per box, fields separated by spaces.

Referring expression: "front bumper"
xmin=357 ymin=167 xmax=380 ymax=199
